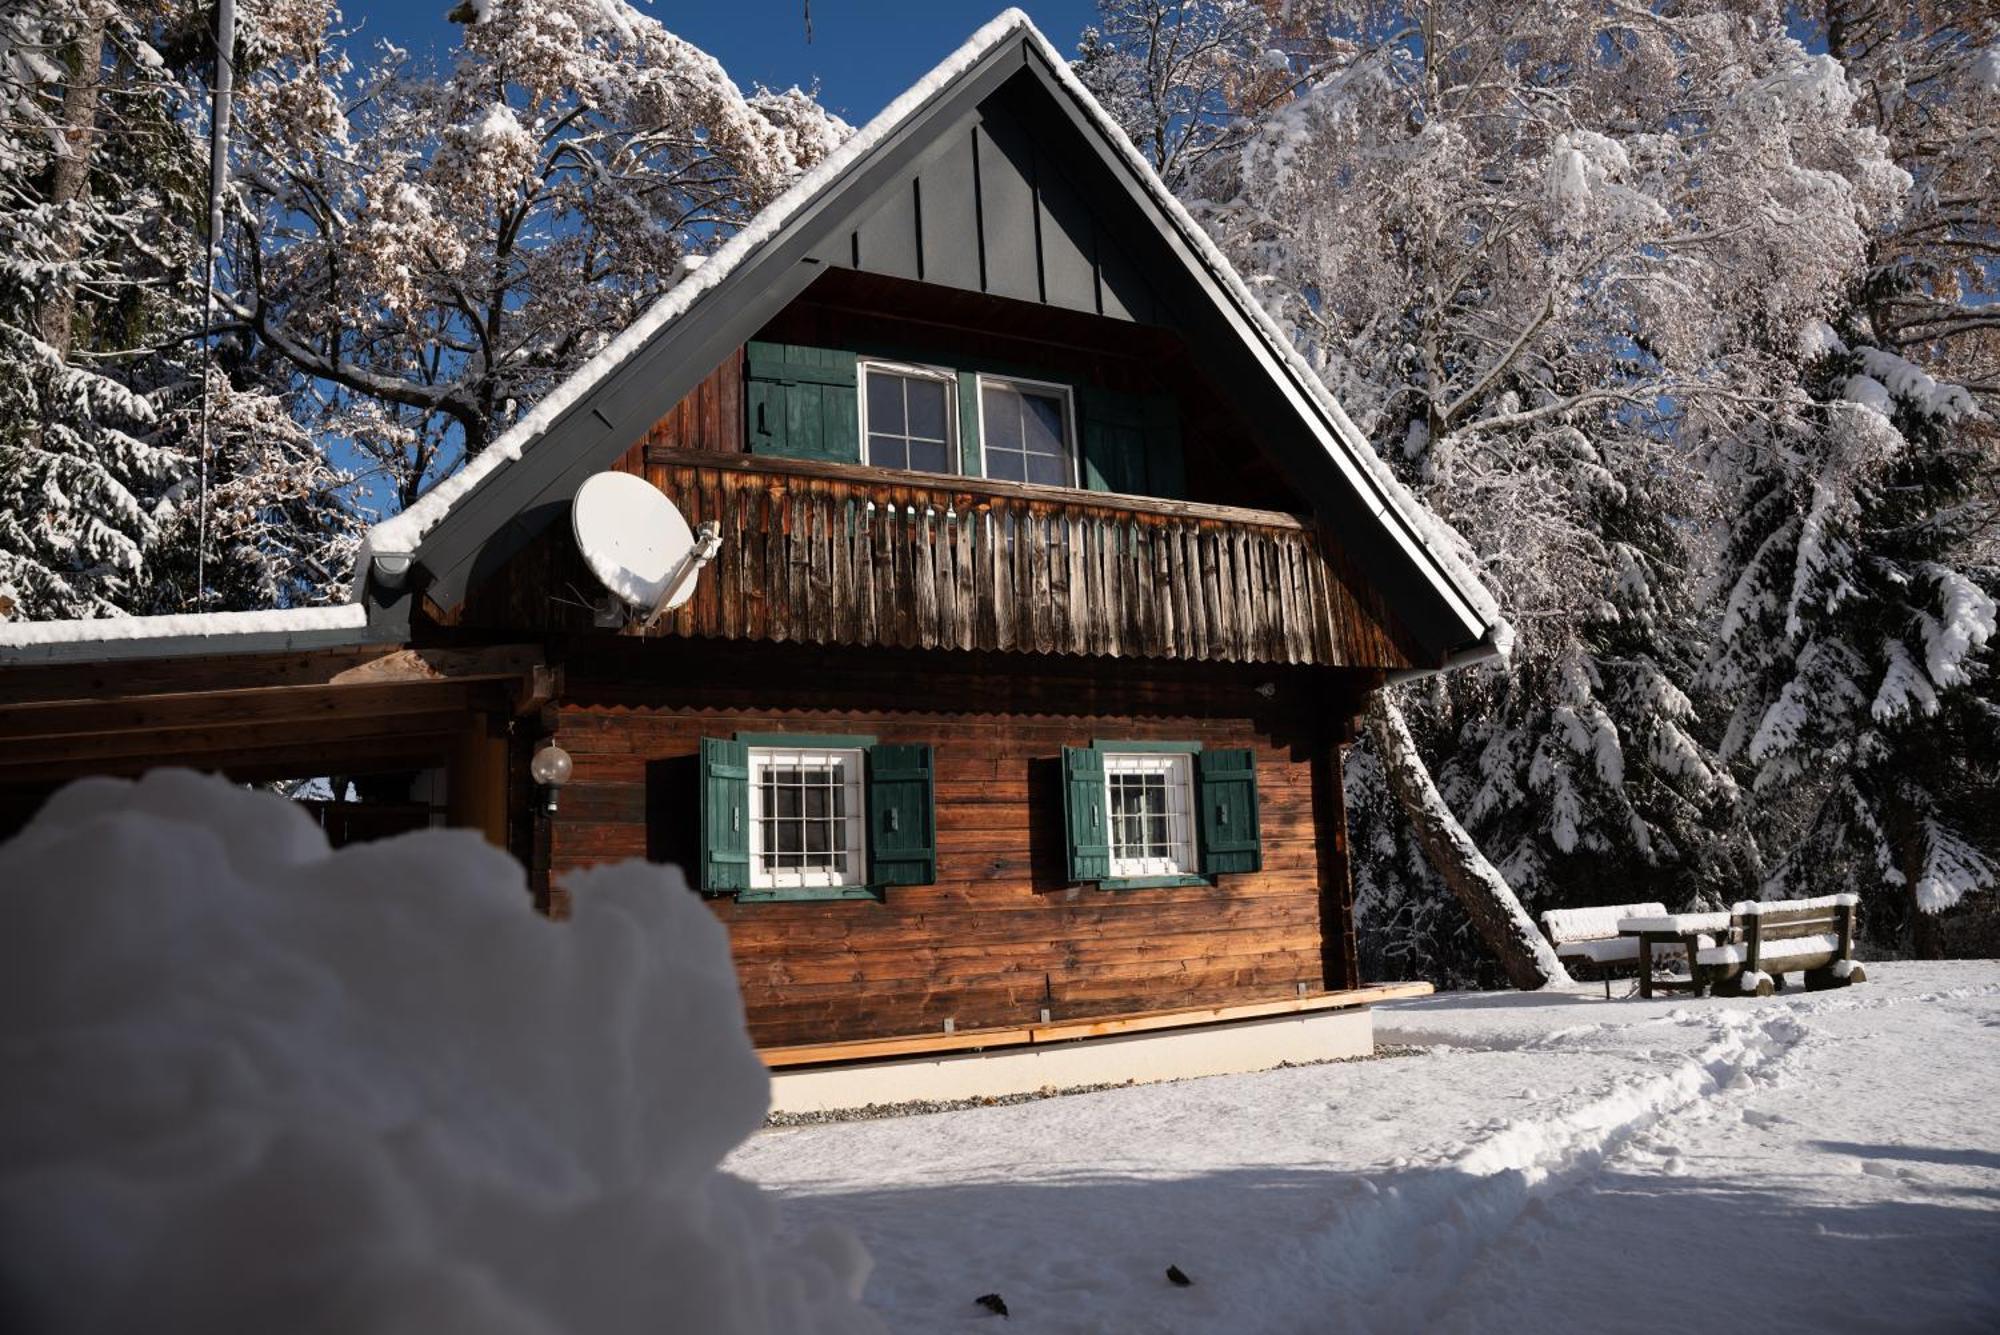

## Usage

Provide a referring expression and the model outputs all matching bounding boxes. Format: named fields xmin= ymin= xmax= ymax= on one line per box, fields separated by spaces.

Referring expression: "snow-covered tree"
xmin=0 ymin=1 xmax=362 ymax=620
xmin=1081 ymin=0 xmax=1916 ymax=974
xmin=219 ymin=0 xmax=848 ymax=510
xmin=1706 ymin=328 xmax=1997 ymax=952
xmin=0 ymin=3 xmax=179 ymax=618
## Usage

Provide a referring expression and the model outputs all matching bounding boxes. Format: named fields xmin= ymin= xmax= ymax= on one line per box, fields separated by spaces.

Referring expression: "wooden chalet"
xmin=0 ymin=12 xmax=1503 ymax=1107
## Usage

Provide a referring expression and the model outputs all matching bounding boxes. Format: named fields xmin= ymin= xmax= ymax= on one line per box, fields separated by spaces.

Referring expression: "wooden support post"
xmin=1638 ymin=935 xmax=1654 ymax=999
xmin=1310 ymin=717 xmax=1359 ymax=992
xmin=446 ymin=712 xmax=509 ymax=848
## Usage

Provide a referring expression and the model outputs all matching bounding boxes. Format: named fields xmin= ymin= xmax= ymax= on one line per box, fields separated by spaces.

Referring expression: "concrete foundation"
xmin=768 ymin=1004 xmax=1374 ymax=1114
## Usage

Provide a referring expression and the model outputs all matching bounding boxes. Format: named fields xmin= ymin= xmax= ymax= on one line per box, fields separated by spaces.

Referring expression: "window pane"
xmin=907 ymin=378 xmax=947 ymax=440
xmin=869 ymin=434 xmax=908 ymax=470
xmin=1023 ymin=393 xmax=1065 ymax=454
xmin=867 ymin=372 xmax=905 ymax=434
xmin=773 ymin=782 xmax=801 ymax=820
xmin=982 ymin=385 xmax=1022 ymax=447
xmin=908 ymin=439 xmax=949 ymax=474
xmin=986 ymin=449 xmax=1026 ymax=483
xmin=1026 ymin=451 xmax=1069 ymax=486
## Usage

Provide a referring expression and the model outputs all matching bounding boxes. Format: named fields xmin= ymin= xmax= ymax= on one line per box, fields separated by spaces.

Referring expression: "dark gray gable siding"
xmin=394 ymin=27 xmax=1486 ymax=663
xmin=809 ymin=85 xmax=1162 ymax=322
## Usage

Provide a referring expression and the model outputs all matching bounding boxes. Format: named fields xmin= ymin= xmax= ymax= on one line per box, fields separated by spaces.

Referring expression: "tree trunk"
xmin=1888 ymin=798 xmax=1945 ymax=960
xmin=35 ymin=17 xmax=107 ymax=359
xmin=1365 ymin=689 xmax=1571 ymax=990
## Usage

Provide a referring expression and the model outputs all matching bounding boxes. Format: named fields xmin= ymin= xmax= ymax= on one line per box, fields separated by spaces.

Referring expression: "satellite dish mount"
xmin=570 ymin=471 xmax=723 ymax=632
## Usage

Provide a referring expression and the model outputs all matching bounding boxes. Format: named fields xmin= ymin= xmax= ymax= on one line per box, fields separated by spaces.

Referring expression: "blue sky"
xmin=342 ymin=2 xmax=1102 ymax=125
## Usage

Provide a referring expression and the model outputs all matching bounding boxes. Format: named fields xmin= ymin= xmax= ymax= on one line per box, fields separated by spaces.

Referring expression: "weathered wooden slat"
xmin=602 ymin=456 xmax=1412 ymax=668
xmin=914 ymin=502 xmax=940 ymax=648
xmin=1028 ymin=509 xmax=1054 ymax=656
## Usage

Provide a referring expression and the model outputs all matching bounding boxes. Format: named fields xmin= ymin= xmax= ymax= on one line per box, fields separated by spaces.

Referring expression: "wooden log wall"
xmin=543 ymin=642 xmax=1367 ymax=1049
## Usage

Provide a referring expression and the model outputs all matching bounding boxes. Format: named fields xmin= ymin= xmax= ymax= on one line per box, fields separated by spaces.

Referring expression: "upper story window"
xmin=978 ymin=376 xmax=1075 ymax=487
xmin=861 ymin=361 xmax=956 ymax=474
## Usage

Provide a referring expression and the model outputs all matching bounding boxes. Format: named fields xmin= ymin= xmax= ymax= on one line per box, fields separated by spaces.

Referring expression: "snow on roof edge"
xmin=352 ymin=8 xmax=1043 ymax=595
xmin=354 ymin=7 xmax=1502 ymax=651
xmin=0 ymin=603 xmax=371 ymax=653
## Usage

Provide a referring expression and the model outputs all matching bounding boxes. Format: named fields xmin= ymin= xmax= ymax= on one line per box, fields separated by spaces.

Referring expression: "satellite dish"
xmin=571 ymin=472 xmax=720 ymax=626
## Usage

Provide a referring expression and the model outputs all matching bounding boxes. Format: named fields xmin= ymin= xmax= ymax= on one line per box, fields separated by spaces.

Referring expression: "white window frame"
xmin=858 ymin=359 xmax=959 ymax=475
xmin=975 ymin=373 xmax=1078 ymax=489
xmin=1101 ymin=751 xmax=1197 ymax=878
xmin=746 ymin=746 xmax=868 ymax=890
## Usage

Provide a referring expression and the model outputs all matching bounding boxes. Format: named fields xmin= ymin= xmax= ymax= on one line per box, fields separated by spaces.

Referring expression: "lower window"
xmin=1103 ymin=751 xmax=1196 ymax=877
xmin=748 ymin=746 xmax=866 ymax=890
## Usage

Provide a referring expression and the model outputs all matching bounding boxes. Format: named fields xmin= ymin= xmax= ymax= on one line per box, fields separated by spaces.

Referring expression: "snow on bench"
xmin=1539 ymin=902 xmax=1689 ymax=996
xmin=1540 ymin=902 xmax=1665 ymax=973
xmin=1696 ymin=933 xmax=1841 ymax=967
xmin=1693 ymin=897 xmax=1866 ymax=996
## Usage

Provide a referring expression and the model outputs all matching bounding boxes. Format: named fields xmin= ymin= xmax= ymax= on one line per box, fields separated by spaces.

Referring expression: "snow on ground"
xmin=0 ymin=771 xmax=882 ymax=1335
xmin=731 ymin=965 xmax=2000 ymax=1334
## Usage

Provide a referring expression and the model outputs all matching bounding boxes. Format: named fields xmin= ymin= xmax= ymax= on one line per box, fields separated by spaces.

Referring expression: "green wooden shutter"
xmin=1197 ymin=748 xmax=1261 ymax=875
xmin=699 ymin=737 xmax=751 ymax=892
xmin=1078 ymin=388 xmax=1184 ymax=498
xmin=1142 ymin=394 xmax=1186 ymax=500
xmin=866 ymin=743 xmax=935 ymax=887
xmin=1062 ymin=745 xmax=1111 ymax=882
xmin=745 ymin=341 xmax=859 ymax=462
xmin=956 ymin=371 xmax=983 ymax=478
xmin=1078 ymin=386 xmax=1143 ymax=495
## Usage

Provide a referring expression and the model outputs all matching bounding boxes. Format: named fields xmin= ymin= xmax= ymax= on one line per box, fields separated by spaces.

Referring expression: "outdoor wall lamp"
xmin=530 ymin=741 xmax=573 ymax=813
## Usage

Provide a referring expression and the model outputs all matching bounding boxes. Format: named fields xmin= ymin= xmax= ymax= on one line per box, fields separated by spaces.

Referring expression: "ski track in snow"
xmin=735 ymin=969 xmax=2000 ymax=1334
xmin=1374 ymin=984 xmax=2000 ymax=1331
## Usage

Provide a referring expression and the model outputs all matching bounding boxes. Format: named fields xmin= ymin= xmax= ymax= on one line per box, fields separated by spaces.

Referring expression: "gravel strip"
xmin=764 ymin=1044 xmax=1422 ymax=1126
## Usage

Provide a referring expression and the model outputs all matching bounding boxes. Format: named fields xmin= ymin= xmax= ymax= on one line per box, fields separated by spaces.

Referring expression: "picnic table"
xmin=1617 ymin=911 xmax=1732 ymax=998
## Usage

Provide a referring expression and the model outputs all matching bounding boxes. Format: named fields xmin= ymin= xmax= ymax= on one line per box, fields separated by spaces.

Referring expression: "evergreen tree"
xmin=1706 ymin=328 xmax=1997 ymax=953
xmin=0 ymin=0 xmax=362 ymax=619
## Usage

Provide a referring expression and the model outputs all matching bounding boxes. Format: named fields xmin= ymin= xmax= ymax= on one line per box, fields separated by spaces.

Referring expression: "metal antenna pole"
xmin=197 ymin=0 xmax=236 ymax=610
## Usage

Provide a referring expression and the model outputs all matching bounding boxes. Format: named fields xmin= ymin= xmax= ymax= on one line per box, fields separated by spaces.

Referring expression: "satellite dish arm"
xmin=640 ymin=520 xmax=723 ymax=631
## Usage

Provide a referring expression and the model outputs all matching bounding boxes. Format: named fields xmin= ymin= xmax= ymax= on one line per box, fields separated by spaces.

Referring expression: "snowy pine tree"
xmin=0 ymin=1 xmax=362 ymax=620
xmin=1706 ymin=327 xmax=1997 ymax=952
xmin=0 ymin=4 xmax=178 ymax=618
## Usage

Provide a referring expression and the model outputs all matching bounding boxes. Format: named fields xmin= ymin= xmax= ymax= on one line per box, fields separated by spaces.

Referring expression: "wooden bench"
xmin=1692 ymin=895 xmax=1866 ymax=997
xmin=1541 ymin=902 xmax=1675 ymax=997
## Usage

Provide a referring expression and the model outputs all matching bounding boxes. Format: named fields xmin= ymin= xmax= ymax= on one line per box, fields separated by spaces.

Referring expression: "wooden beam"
xmin=757 ymin=982 xmax=1434 ymax=1068
xmin=0 ymin=735 xmax=461 ymax=789
xmin=327 ymin=644 xmax=546 ymax=687
xmin=0 ymin=642 xmax=543 ymax=708
xmin=0 ymin=682 xmax=484 ymax=744
xmin=0 ymin=709 xmax=474 ymax=773
xmin=645 ymin=446 xmax=1316 ymax=531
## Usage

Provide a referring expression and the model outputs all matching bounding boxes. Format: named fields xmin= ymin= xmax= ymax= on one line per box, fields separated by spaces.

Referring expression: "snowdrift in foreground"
xmin=0 ymin=771 xmax=882 ymax=1335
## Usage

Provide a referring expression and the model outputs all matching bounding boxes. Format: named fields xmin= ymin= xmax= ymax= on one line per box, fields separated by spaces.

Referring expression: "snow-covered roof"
xmin=0 ymin=604 xmax=375 ymax=665
xmin=352 ymin=8 xmax=1506 ymax=664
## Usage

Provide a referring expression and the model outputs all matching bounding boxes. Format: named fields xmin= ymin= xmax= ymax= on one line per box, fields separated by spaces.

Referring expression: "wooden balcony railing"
xmin=634 ymin=449 xmax=1408 ymax=668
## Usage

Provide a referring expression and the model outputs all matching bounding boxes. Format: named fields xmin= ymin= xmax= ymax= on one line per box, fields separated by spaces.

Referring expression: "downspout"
xmin=1379 ymin=626 xmax=1507 ymax=687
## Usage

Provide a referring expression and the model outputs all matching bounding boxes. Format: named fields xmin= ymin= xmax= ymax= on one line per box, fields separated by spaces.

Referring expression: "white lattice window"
xmin=1103 ymin=751 xmax=1196 ymax=877
xmin=747 ymin=747 xmax=866 ymax=889
xmin=861 ymin=361 xmax=956 ymax=474
xmin=978 ymin=375 xmax=1075 ymax=486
